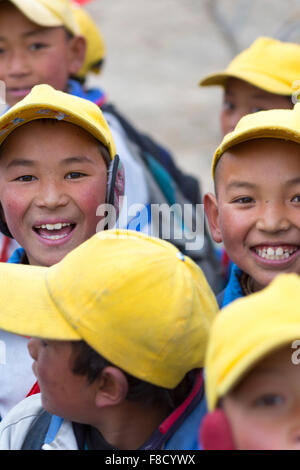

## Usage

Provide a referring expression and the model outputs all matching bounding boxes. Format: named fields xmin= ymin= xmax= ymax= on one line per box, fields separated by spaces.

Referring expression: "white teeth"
xmin=255 ymin=246 xmax=298 ymax=261
xmin=40 ymin=233 xmax=68 ymax=240
xmin=35 ymin=223 xmax=71 ymax=231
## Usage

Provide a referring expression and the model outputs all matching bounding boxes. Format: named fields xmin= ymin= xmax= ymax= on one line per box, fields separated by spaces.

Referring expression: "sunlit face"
xmin=0 ymin=120 xmax=107 ymax=267
xmin=0 ymin=2 xmax=84 ymax=107
xmin=221 ymin=78 xmax=292 ymax=135
xmin=204 ymin=139 xmax=300 ymax=291
xmin=28 ymin=338 xmax=100 ymax=423
xmin=223 ymin=347 xmax=300 ymax=450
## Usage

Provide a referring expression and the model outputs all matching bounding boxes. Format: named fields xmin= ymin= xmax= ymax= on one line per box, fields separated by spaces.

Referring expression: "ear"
xmin=203 ymin=192 xmax=223 ymax=244
xmin=94 ymin=367 xmax=129 ymax=409
xmin=66 ymin=35 xmax=87 ymax=75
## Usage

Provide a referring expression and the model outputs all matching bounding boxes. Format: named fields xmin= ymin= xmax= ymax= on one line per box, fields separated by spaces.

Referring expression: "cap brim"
xmin=199 ymin=70 xmax=292 ymax=96
xmin=212 ymin=125 xmax=300 ymax=177
xmin=0 ymin=262 xmax=80 ymax=340
xmin=213 ymin=329 xmax=300 ymax=410
xmin=0 ymin=98 xmax=115 ymax=160
xmin=9 ymin=0 xmax=80 ymax=35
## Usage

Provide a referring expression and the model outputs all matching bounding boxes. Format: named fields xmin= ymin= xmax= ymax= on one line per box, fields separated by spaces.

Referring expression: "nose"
xmin=7 ymin=49 xmax=30 ymax=78
xmin=34 ymin=181 xmax=69 ymax=210
xmin=27 ymin=338 xmax=39 ymax=361
xmin=221 ymin=109 xmax=245 ymax=135
xmin=256 ymin=201 xmax=290 ymax=233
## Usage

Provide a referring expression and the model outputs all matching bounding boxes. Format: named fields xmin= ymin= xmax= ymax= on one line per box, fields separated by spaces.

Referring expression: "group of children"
xmin=0 ymin=0 xmax=297 ymax=450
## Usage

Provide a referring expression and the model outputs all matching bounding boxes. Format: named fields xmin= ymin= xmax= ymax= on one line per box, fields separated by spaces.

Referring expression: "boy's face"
xmin=221 ymin=78 xmax=292 ymax=135
xmin=223 ymin=347 xmax=300 ymax=450
xmin=0 ymin=120 xmax=108 ymax=267
xmin=28 ymin=338 xmax=101 ymax=423
xmin=0 ymin=2 xmax=85 ymax=107
xmin=204 ymin=139 xmax=300 ymax=291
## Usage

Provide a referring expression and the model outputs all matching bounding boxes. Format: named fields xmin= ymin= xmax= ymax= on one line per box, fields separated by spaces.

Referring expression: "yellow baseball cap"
xmin=212 ymin=102 xmax=300 ymax=177
xmin=6 ymin=0 xmax=80 ymax=35
xmin=199 ymin=37 xmax=300 ymax=96
xmin=0 ymin=84 xmax=116 ymax=159
xmin=70 ymin=2 xmax=106 ymax=79
xmin=205 ymin=273 xmax=300 ymax=411
xmin=0 ymin=229 xmax=218 ymax=388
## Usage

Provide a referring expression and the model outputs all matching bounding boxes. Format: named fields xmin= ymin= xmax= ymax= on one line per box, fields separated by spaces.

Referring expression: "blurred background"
xmin=83 ymin=0 xmax=300 ymax=195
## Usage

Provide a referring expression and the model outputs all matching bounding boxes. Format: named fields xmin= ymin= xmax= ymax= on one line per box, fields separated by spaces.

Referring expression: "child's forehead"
xmin=231 ymin=346 xmax=295 ymax=395
xmin=215 ymin=138 xmax=300 ymax=191
xmin=0 ymin=119 xmax=105 ymax=160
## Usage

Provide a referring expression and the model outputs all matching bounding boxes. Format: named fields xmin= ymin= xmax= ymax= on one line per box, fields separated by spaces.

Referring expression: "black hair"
xmin=70 ymin=59 xmax=105 ymax=86
xmin=71 ymin=341 xmax=198 ymax=411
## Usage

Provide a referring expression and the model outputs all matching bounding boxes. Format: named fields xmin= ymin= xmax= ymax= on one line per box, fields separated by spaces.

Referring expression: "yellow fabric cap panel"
xmin=0 ymin=84 xmax=116 ymax=159
xmin=0 ymin=230 xmax=218 ymax=389
xmin=199 ymin=37 xmax=300 ymax=96
xmin=205 ymin=273 xmax=300 ymax=411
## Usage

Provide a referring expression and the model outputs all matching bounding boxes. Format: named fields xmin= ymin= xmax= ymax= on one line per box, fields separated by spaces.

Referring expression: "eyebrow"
xmin=225 ymin=181 xmax=258 ymax=191
xmin=0 ymin=28 xmax=56 ymax=41
xmin=286 ymin=177 xmax=300 ymax=186
xmin=6 ymin=156 xmax=96 ymax=170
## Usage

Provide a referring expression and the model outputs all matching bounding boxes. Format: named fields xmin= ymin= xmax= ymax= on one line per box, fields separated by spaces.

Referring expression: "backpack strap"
xmin=21 ymin=410 xmax=52 ymax=450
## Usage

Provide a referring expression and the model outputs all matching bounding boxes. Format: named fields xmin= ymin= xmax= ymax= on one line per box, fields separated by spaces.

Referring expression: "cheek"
xmin=76 ymin=177 xmax=107 ymax=222
xmin=34 ymin=52 xmax=70 ymax=89
xmin=0 ymin=190 xmax=29 ymax=228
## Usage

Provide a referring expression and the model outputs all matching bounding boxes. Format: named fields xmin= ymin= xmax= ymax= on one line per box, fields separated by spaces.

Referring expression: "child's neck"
xmin=241 ymin=272 xmax=264 ymax=294
xmin=94 ymin=401 xmax=170 ymax=450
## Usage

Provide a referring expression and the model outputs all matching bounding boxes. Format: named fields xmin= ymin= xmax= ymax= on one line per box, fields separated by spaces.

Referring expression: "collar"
xmin=67 ymin=79 xmax=107 ymax=107
xmin=222 ymin=263 xmax=244 ymax=308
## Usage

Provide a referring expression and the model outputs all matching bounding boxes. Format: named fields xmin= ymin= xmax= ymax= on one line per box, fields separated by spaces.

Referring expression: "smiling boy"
xmin=204 ymin=104 xmax=300 ymax=306
xmin=0 ymin=83 xmax=123 ymax=417
xmin=0 ymin=119 xmax=108 ymax=267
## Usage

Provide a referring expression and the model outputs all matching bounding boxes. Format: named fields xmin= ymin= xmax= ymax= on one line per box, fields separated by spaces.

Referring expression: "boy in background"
xmin=200 ymin=273 xmax=300 ymax=450
xmin=0 ymin=229 xmax=218 ymax=450
xmin=199 ymin=37 xmax=299 ymax=135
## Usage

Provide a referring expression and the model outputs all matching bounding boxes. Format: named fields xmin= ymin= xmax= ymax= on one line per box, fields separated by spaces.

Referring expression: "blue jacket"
xmin=217 ymin=263 xmax=244 ymax=308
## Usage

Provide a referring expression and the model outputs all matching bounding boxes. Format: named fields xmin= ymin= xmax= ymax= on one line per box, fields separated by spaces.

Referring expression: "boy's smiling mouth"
xmin=33 ymin=222 xmax=76 ymax=242
xmin=252 ymin=244 xmax=299 ymax=262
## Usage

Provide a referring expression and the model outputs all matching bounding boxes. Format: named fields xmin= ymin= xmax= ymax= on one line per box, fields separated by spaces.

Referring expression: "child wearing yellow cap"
xmin=0 ymin=83 xmax=125 ymax=418
xmin=0 ymin=0 xmax=221 ymax=292
xmin=0 ymin=229 xmax=218 ymax=450
xmin=204 ymin=103 xmax=300 ymax=307
xmin=199 ymin=273 xmax=300 ymax=450
xmin=199 ymin=37 xmax=298 ymax=136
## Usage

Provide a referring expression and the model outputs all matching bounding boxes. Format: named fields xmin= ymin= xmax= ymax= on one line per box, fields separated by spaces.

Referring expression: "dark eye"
xmin=15 ymin=175 xmax=37 ymax=182
xmin=291 ymin=195 xmax=300 ymax=203
xmin=29 ymin=43 xmax=47 ymax=51
xmin=253 ymin=394 xmax=284 ymax=407
xmin=232 ymin=196 xmax=254 ymax=204
xmin=251 ymin=107 xmax=264 ymax=113
xmin=223 ymin=101 xmax=235 ymax=112
xmin=65 ymin=172 xmax=87 ymax=180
